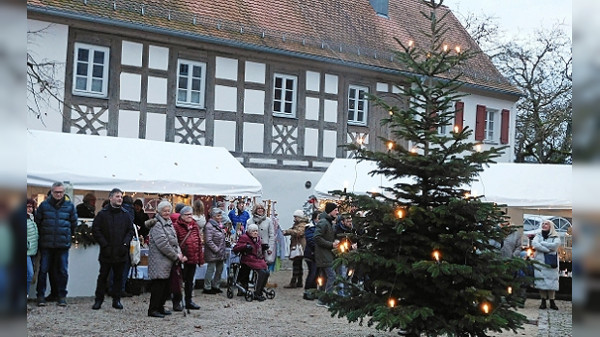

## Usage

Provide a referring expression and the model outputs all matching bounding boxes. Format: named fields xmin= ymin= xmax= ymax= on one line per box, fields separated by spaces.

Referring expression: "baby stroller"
xmin=226 ymin=251 xmax=275 ymax=301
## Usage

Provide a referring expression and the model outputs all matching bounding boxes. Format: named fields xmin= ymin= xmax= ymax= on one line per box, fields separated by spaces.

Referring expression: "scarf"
xmin=252 ymin=213 xmax=267 ymax=224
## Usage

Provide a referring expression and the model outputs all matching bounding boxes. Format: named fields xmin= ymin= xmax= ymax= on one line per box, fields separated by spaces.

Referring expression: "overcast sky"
xmin=446 ymin=0 xmax=572 ymax=42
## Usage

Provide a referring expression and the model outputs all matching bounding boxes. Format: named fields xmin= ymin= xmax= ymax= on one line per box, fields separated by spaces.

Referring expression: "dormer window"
xmin=369 ymin=0 xmax=389 ymax=18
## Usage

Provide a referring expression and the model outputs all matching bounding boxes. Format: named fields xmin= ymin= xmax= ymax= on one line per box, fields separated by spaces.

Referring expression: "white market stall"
xmin=28 ymin=129 xmax=262 ymax=297
xmin=315 ymin=158 xmax=571 ymax=216
xmin=27 ymin=129 xmax=262 ymax=196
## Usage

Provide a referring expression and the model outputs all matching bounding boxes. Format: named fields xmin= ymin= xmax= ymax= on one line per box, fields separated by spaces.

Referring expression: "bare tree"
xmin=494 ymin=25 xmax=572 ymax=163
xmin=458 ymin=13 xmax=572 ymax=164
xmin=27 ymin=26 xmax=65 ymax=126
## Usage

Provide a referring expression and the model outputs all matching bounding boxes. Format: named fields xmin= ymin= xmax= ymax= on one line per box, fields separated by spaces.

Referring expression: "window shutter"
xmin=454 ymin=101 xmax=464 ymax=131
xmin=475 ymin=104 xmax=486 ymax=141
xmin=500 ymin=109 xmax=510 ymax=144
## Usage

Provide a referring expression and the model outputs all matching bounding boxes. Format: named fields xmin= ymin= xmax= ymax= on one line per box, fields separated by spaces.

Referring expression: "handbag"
xmin=125 ymin=266 xmax=144 ymax=295
xmin=544 ymin=252 xmax=558 ymax=268
xmin=289 ymin=243 xmax=304 ymax=259
xmin=130 ymin=223 xmax=141 ymax=265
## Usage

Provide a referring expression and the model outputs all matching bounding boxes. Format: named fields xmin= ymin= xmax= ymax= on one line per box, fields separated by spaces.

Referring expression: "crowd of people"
xmin=26 ymin=184 xmax=563 ymax=317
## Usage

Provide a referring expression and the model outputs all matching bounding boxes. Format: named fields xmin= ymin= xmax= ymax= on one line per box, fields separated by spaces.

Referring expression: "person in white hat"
xmin=282 ymin=210 xmax=307 ymax=288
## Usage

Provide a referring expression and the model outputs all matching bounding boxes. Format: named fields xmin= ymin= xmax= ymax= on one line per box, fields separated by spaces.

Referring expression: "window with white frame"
xmin=272 ymin=73 xmax=297 ymax=117
xmin=485 ymin=109 xmax=497 ymax=142
xmin=176 ymin=59 xmax=207 ymax=108
xmin=348 ymin=85 xmax=369 ymax=125
xmin=73 ymin=43 xmax=110 ymax=98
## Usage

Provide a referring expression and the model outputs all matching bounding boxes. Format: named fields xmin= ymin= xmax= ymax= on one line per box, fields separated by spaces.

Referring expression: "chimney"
xmin=369 ymin=0 xmax=389 ymax=17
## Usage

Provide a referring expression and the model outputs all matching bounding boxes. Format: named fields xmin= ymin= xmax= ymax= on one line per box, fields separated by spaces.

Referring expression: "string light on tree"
xmin=432 ymin=250 xmax=441 ymax=262
xmin=408 ymin=40 xmax=414 ymax=47
xmin=347 ymin=269 xmax=354 ymax=277
xmin=475 ymin=143 xmax=483 ymax=152
xmin=317 ymin=277 xmax=324 ymax=287
xmin=443 ymin=44 xmax=448 ymax=52
xmin=507 ymin=286 xmax=513 ymax=295
xmin=481 ymin=302 xmax=491 ymax=314
xmin=387 ymin=141 xmax=394 ymax=151
xmin=396 ymin=208 xmax=405 ymax=219
xmin=455 ymin=45 xmax=461 ymax=53
xmin=388 ymin=298 xmax=396 ymax=308
xmin=453 ymin=125 xmax=460 ymax=133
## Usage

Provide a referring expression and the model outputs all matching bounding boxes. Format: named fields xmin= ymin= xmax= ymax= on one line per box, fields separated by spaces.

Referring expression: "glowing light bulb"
xmin=433 ymin=250 xmax=441 ymax=262
xmin=443 ymin=44 xmax=448 ymax=52
xmin=464 ymin=192 xmax=471 ymax=199
xmin=347 ymin=269 xmax=354 ymax=277
xmin=388 ymin=298 xmax=396 ymax=308
xmin=481 ymin=302 xmax=490 ymax=314
xmin=453 ymin=125 xmax=459 ymax=133
xmin=357 ymin=137 xmax=364 ymax=145
xmin=526 ymin=248 xmax=533 ymax=257
xmin=410 ymin=147 xmax=418 ymax=154
xmin=396 ymin=209 xmax=404 ymax=219
xmin=475 ymin=143 xmax=482 ymax=152
xmin=387 ymin=142 xmax=394 ymax=150
xmin=408 ymin=40 xmax=414 ymax=47
xmin=317 ymin=277 xmax=324 ymax=287
xmin=389 ymin=110 xmax=394 ymax=116
xmin=507 ymin=286 xmax=513 ymax=295
xmin=455 ymin=46 xmax=461 ymax=53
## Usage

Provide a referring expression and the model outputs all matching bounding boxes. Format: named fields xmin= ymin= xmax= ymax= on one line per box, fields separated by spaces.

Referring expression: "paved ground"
xmin=27 ymin=265 xmax=572 ymax=336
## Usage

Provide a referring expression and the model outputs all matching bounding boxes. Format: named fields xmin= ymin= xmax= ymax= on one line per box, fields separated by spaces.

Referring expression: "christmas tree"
xmin=321 ymin=1 xmax=530 ymax=336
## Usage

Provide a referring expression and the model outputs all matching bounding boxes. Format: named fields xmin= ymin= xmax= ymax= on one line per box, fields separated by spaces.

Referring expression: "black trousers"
xmin=148 ymin=278 xmax=170 ymax=314
xmin=94 ymin=261 xmax=125 ymax=301
xmin=180 ymin=263 xmax=197 ymax=304
xmin=254 ymin=269 xmax=270 ymax=294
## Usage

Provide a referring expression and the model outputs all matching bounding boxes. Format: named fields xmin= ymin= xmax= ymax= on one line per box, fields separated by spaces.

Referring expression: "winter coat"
xmin=147 ymin=215 xmax=181 ymax=280
xmin=193 ymin=214 xmax=207 ymax=230
xmin=92 ymin=205 xmax=134 ymax=263
xmin=122 ymin=202 xmax=134 ymax=223
xmin=303 ymin=222 xmax=316 ymax=261
xmin=35 ymin=196 xmax=78 ymax=249
xmin=76 ymin=203 xmax=95 ymax=219
xmin=532 ymin=231 xmax=561 ymax=291
xmin=247 ymin=214 xmax=275 ymax=263
xmin=500 ymin=228 xmax=523 ymax=259
xmin=314 ymin=212 xmax=336 ymax=268
xmin=233 ymin=233 xmax=268 ymax=270
xmin=27 ymin=218 xmax=39 ymax=256
xmin=174 ymin=217 xmax=204 ymax=265
xmin=229 ymin=209 xmax=250 ymax=230
xmin=204 ymin=219 xmax=227 ymax=262
xmin=283 ymin=219 xmax=307 ymax=257
xmin=134 ymin=210 xmax=150 ymax=237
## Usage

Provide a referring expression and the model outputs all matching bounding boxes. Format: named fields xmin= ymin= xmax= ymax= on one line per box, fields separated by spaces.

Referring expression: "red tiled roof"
xmin=27 ymin=0 xmax=520 ymax=96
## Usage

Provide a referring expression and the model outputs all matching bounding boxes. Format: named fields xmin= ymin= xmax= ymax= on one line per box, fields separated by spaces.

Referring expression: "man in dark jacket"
xmin=35 ymin=182 xmax=78 ymax=307
xmin=91 ymin=188 xmax=134 ymax=310
xmin=314 ymin=202 xmax=339 ymax=307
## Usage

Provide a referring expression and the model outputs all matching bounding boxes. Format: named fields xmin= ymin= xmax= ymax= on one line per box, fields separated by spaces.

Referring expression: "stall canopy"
xmin=315 ymin=159 xmax=571 ymax=209
xmin=27 ymin=130 xmax=262 ymax=196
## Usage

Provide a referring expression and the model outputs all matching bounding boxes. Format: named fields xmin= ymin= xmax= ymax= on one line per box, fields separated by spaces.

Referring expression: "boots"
xmin=549 ymin=299 xmax=559 ymax=310
xmin=112 ymin=298 xmax=123 ymax=309
xmin=92 ymin=299 xmax=102 ymax=310
xmin=539 ymin=299 xmax=547 ymax=309
xmin=296 ymin=279 xmax=303 ymax=288
xmin=284 ymin=277 xmax=297 ymax=288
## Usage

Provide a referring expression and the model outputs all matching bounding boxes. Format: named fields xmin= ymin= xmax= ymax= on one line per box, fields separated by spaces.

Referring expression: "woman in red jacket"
xmin=233 ymin=224 xmax=270 ymax=301
xmin=173 ymin=206 xmax=204 ymax=310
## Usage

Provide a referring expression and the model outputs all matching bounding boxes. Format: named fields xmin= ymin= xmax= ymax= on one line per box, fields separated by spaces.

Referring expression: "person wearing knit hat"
xmin=324 ymin=202 xmax=338 ymax=215
xmin=314 ymin=202 xmax=340 ymax=307
xmin=282 ymin=210 xmax=307 ymax=288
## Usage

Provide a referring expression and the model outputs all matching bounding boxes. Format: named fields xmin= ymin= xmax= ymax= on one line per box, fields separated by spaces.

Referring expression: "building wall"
xmin=27 ymin=17 xmax=518 ymax=218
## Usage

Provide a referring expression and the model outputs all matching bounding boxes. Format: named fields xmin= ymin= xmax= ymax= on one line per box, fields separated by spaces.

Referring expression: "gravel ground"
xmin=27 ymin=267 xmax=569 ymax=337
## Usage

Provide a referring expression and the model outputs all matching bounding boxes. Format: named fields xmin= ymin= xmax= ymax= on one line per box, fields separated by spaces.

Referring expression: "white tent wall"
xmin=248 ymin=168 xmax=324 ymax=231
xmin=315 ymin=158 xmax=572 ymax=212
